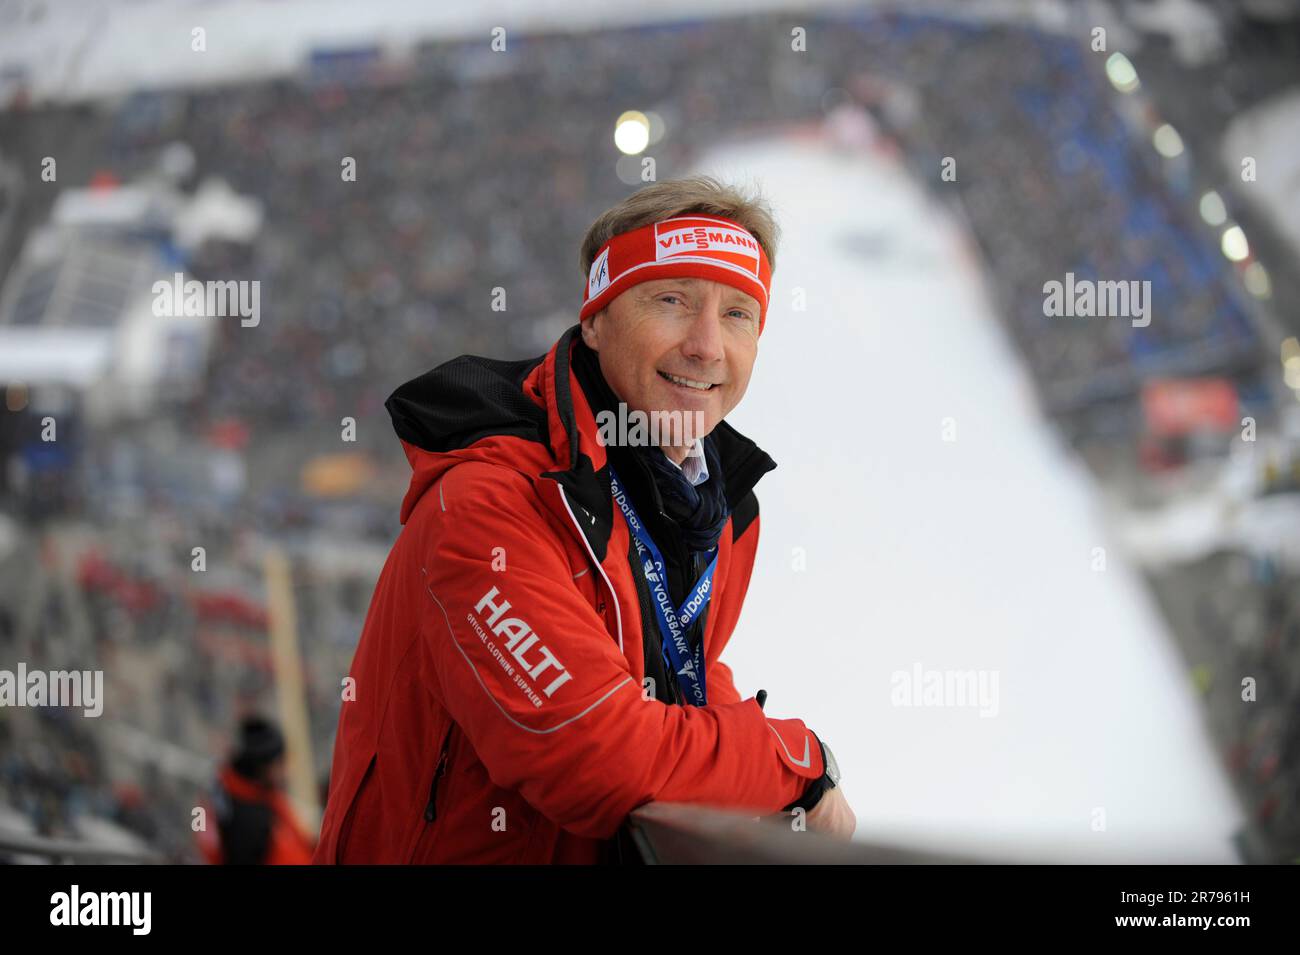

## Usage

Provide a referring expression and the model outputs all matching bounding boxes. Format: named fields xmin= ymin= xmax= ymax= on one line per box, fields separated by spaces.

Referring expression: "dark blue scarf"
xmin=641 ymin=437 xmax=731 ymax=554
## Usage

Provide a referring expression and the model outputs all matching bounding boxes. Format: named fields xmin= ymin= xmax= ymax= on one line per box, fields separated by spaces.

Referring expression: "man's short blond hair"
xmin=579 ymin=175 xmax=780 ymax=278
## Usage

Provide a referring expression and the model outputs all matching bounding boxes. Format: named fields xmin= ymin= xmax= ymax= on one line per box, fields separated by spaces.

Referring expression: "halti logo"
xmin=474 ymin=587 xmax=574 ymax=698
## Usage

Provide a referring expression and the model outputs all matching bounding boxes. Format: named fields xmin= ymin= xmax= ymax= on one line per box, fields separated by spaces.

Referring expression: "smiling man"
xmin=315 ymin=176 xmax=855 ymax=865
xmin=583 ymin=274 xmax=753 ymax=469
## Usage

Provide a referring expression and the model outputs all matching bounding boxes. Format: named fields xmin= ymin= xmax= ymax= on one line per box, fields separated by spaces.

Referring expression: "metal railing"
xmin=0 ymin=829 xmax=162 ymax=864
xmin=625 ymin=803 xmax=983 ymax=865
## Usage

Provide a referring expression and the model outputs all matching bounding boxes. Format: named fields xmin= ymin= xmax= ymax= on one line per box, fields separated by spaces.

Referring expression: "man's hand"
xmin=805 ymin=786 xmax=856 ymax=840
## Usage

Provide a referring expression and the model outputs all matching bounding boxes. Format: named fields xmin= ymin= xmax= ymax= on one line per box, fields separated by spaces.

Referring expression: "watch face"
xmin=823 ymin=744 xmax=841 ymax=786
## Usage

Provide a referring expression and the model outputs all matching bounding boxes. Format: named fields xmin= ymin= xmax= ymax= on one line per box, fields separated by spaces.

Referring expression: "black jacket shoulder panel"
xmin=730 ymin=489 xmax=760 ymax=543
xmin=386 ymin=352 xmax=548 ymax=454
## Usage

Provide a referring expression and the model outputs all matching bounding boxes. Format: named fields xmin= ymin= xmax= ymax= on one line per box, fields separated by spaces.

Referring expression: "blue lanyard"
xmin=610 ymin=467 xmax=717 ymax=706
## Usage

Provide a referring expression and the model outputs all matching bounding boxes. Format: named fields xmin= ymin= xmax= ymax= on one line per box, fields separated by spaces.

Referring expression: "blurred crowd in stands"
xmin=0 ymin=10 xmax=1296 ymax=861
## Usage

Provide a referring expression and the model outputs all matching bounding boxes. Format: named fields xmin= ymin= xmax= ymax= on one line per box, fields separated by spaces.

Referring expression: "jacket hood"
xmin=384 ymin=325 xmax=776 ymax=550
xmin=386 ymin=347 xmax=553 ymax=526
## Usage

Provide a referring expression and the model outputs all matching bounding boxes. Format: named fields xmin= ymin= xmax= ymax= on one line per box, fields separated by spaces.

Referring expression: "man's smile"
xmin=657 ymin=370 xmax=721 ymax=391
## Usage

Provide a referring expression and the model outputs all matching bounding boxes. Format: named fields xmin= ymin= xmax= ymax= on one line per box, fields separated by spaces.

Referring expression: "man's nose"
xmin=680 ymin=296 xmax=727 ymax=363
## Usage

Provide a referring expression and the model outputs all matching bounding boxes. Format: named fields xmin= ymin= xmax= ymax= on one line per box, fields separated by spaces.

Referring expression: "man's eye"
xmin=660 ymin=295 xmax=683 ymax=305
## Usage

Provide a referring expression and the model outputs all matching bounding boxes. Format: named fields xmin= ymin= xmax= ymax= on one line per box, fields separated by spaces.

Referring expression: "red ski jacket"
xmin=314 ymin=325 xmax=825 ymax=864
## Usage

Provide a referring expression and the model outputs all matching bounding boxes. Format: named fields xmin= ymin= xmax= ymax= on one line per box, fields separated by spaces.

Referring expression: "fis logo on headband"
xmin=588 ymin=247 xmax=611 ymax=298
xmin=654 ymin=218 xmax=761 ymax=276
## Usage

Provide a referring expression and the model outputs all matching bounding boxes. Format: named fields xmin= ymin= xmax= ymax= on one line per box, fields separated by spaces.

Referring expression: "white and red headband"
xmin=580 ymin=214 xmax=773 ymax=334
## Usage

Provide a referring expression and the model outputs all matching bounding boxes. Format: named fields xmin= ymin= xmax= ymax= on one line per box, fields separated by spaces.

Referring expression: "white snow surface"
xmin=699 ymin=131 xmax=1243 ymax=862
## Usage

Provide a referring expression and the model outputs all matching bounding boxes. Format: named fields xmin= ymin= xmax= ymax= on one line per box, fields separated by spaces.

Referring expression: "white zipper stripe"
xmin=558 ymin=484 xmax=624 ymax=655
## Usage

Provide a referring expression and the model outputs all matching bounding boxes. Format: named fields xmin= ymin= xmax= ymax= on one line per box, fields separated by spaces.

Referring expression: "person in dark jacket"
xmin=197 ymin=716 xmax=316 ymax=865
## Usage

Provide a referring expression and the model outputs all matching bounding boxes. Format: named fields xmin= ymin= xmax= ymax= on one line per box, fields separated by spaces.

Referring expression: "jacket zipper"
xmin=423 ymin=738 xmax=450 ymax=823
xmin=558 ymin=484 xmax=624 ymax=653
xmin=559 ymin=475 xmax=708 ymax=706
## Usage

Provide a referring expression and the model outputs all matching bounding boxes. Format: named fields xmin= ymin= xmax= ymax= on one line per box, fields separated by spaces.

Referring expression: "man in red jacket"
xmin=315 ymin=176 xmax=855 ymax=864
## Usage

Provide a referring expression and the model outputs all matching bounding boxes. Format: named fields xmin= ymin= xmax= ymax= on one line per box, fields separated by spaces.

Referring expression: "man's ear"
xmin=579 ymin=312 xmax=602 ymax=350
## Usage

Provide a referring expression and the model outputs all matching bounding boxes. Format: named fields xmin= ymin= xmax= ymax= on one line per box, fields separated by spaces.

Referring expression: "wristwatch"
xmin=781 ymin=735 xmax=840 ymax=814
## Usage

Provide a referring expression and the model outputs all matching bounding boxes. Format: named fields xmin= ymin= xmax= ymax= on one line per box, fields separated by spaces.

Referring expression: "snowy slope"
xmin=700 ymin=130 xmax=1244 ymax=862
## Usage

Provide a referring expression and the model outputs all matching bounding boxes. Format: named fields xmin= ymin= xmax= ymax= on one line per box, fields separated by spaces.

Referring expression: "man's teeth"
xmin=661 ymin=372 xmax=714 ymax=390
